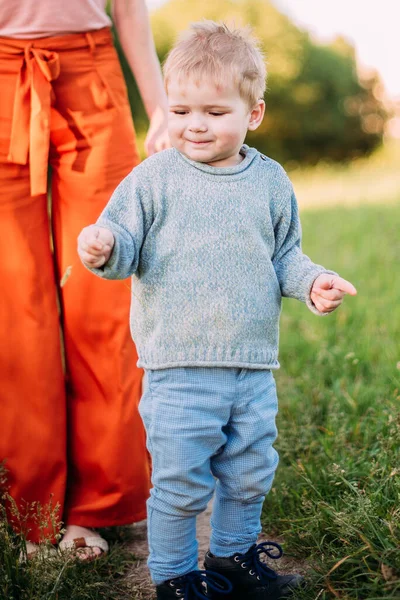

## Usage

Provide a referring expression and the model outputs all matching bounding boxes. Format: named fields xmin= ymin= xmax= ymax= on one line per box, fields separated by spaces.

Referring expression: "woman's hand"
xmin=144 ymin=106 xmax=170 ymax=155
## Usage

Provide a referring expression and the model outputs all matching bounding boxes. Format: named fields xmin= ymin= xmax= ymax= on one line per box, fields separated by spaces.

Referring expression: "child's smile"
xmin=167 ymin=76 xmax=264 ymax=167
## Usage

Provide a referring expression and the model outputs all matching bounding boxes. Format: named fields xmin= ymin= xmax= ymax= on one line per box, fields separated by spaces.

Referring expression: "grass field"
xmin=1 ymin=147 xmax=399 ymax=599
xmin=262 ymin=202 xmax=400 ymax=599
xmin=287 ymin=139 xmax=400 ymax=210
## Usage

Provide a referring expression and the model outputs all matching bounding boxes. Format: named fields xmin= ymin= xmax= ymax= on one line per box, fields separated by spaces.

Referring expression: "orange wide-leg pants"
xmin=0 ymin=28 xmax=150 ymax=542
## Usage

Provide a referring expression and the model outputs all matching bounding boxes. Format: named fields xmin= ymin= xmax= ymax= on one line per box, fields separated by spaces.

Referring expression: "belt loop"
xmin=85 ymin=32 xmax=96 ymax=55
xmin=85 ymin=31 xmax=118 ymax=110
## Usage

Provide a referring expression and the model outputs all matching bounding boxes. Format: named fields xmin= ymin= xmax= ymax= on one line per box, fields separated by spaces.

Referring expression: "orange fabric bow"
xmin=5 ymin=44 xmax=60 ymax=196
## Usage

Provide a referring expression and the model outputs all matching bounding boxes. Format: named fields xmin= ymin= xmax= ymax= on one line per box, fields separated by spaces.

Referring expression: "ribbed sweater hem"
xmin=136 ymin=347 xmax=280 ymax=371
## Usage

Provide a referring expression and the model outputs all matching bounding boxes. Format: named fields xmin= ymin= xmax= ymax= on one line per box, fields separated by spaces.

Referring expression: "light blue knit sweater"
xmin=91 ymin=145 xmax=331 ymax=370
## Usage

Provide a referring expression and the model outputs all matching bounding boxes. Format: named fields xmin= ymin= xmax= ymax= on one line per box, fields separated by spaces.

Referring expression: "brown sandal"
xmin=59 ymin=534 xmax=109 ymax=558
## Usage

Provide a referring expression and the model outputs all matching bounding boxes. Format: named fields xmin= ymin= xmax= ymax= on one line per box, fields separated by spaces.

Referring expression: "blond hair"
xmin=163 ymin=21 xmax=267 ymax=107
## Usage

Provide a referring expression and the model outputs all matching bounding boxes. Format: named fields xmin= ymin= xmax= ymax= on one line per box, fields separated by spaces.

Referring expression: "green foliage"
xmin=112 ymin=33 xmax=148 ymax=139
xmin=0 ymin=465 xmax=139 ymax=600
xmin=262 ymin=203 xmax=400 ymax=598
xmin=115 ymin=0 xmax=387 ymax=165
xmin=262 ymin=37 xmax=386 ymax=165
xmin=0 ymin=527 xmax=137 ymax=600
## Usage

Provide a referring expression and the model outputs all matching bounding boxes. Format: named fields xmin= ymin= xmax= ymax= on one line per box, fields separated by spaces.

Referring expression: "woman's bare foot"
xmin=60 ymin=525 xmax=108 ymax=560
xmin=19 ymin=541 xmax=57 ymax=562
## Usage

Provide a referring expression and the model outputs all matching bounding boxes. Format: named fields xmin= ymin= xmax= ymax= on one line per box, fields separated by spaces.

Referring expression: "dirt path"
xmin=125 ymin=502 xmax=308 ymax=599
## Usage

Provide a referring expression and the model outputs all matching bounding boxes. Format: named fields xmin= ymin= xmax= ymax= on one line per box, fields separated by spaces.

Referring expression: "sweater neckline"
xmin=175 ymin=145 xmax=258 ymax=176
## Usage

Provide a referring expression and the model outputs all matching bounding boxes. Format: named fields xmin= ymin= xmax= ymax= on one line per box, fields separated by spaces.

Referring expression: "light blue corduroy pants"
xmin=139 ymin=367 xmax=279 ymax=585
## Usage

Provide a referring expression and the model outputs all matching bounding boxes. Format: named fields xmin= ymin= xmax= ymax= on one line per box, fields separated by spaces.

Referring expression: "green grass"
xmin=289 ymin=139 xmax=400 ymax=209
xmin=262 ymin=202 xmax=400 ymax=599
xmin=0 ymin=503 xmax=140 ymax=600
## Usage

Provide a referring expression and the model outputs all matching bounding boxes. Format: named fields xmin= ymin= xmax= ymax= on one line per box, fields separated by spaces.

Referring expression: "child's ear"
xmin=248 ymin=100 xmax=265 ymax=131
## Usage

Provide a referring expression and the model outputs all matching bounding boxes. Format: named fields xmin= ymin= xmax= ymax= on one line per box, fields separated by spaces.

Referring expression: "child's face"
xmin=167 ymin=76 xmax=264 ymax=168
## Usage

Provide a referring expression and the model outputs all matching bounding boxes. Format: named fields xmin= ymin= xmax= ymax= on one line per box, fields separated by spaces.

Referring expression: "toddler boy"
xmin=78 ymin=21 xmax=356 ymax=600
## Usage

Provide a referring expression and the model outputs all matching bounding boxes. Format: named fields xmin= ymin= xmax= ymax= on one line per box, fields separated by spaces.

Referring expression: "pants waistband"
xmin=0 ymin=28 xmax=114 ymax=197
xmin=0 ymin=27 xmax=113 ymax=53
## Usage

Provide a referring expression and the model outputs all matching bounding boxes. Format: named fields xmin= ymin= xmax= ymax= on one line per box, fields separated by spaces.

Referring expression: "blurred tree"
xmin=112 ymin=0 xmax=387 ymax=165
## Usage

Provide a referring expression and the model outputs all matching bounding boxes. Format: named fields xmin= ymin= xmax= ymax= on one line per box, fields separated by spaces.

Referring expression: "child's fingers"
xmin=85 ymin=237 xmax=103 ymax=251
xmin=311 ymin=297 xmax=326 ymax=313
xmin=90 ymin=240 xmax=103 ymax=251
xmin=332 ymin=277 xmax=357 ymax=295
xmin=79 ymin=239 xmax=104 ymax=255
xmin=311 ymin=287 xmax=344 ymax=302
xmin=80 ymin=251 xmax=106 ymax=267
xmin=78 ymin=226 xmax=103 ymax=248
xmin=311 ymin=292 xmax=343 ymax=313
xmin=313 ymin=274 xmax=357 ymax=296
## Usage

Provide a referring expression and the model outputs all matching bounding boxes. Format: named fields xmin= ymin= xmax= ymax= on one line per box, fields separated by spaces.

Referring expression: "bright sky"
xmin=146 ymin=0 xmax=400 ymax=100
xmin=273 ymin=0 xmax=399 ymax=100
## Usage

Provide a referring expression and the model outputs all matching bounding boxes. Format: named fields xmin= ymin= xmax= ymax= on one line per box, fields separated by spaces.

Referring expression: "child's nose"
xmin=188 ymin=117 xmax=207 ymax=132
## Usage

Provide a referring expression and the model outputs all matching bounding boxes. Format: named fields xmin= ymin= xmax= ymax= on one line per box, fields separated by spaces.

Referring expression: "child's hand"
xmin=77 ymin=225 xmax=115 ymax=268
xmin=311 ymin=274 xmax=357 ymax=313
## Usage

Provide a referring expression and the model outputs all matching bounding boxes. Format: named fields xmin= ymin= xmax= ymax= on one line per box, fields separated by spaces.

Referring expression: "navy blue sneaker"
xmin=204 ymin=542 xmax=304 ymax=599
xmin=156 ymin=569 xmax=233 ymax=599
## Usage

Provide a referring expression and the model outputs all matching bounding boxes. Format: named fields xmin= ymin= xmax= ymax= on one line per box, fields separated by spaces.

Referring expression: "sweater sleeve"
xmin=271 ymin=179 xmax=336 ymax=315
xmin=88 ymin=169 xmax=153 ymax=280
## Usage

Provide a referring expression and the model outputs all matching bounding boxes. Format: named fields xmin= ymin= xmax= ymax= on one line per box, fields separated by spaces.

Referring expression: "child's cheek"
xmin=223 ymin=129 xmax=243 ymax=146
